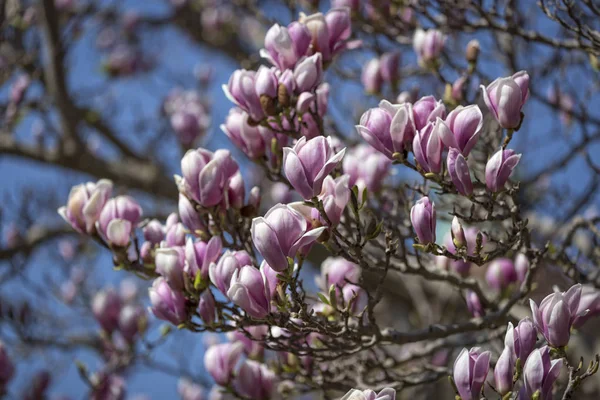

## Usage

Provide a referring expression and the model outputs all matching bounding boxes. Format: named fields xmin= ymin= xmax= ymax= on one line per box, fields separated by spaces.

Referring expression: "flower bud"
xmin=485 ymin=149 xmax=521 ymax=192
xmin=89 ymin=373 xmax=126 ymax=400
xmin=180 ymin=148 xmax=239 ymax=207
xmin=412 ymin=95 xmax=446 ymax=131
xmin=494 ymin=346 xmax=514 ymax=395
xmin=466 ymin=290 xmax=484 ymax=318
xmin=451 ymin=217 xmax=466 ymax=248
xmin=356 ymin=101 xmax=415 ymax=159
xmin=251 ymin=204 xmax=326 ymax=271
xmin=178 ymin=194 xmax=206 ymax=234
xmin=481 ymin=71 xmax=529 ymax=129
xmin=410 ymin=196 xmax=436 ymax=244
xmin=248 ymin=186 xmax=261 ymax=210
xmin=282 ymin=136 xmax=346 ymax=200
xmin=227 ymin=265 xmax=271 ymax=319
xmin=148 ymin=277 xmax=187 ymax=325
xmin=97 ymin=196 xmax=142 ymax=247
xmin=185 ymin=236 xmax=222 ymax=281
xmin=514 ymin=253 xmax=529 ymax=283
xmin=437 ymin=105 xmax=483 ymax=157
xmin=209 ymin=250 xmax=252 ymax=295
xmin=293 ymin=54 xmax=323 ymax=93
xmin=465 ymin=39 xmax=480 ymax=63
xmin=361 ymin=58 xmax=382 ymax=94
xmin=221 ymin=108 xmax=270 ymax=160
xmin=522 ymin=347 xmax=562 ymax=399
xmin=155 ymin=247 xmax=186 ymax=290
xmin=505 ymin=318 xmax=537 ymax=363
xmin=198 ymin=290 xmax=216 ymax=325
xmin=413 ymin=122 xmax=443 ymax=174
xmin=453 ymin=347 xmax=490 ymax=400
xmin=530 ymin=283 xmax=585 ymax=347
xmin=447 ymin=148 xmax=473 ymax=196
xmin=572 ymin=286 xmax=600 ymax=328
xmin=223 ymin=69 xmax=264 ymax=121
xmin=485 ymin=258 xmax=518 ymax=291
xmin=204 ymin=342 xmax=244 ymax=386
xmin=379 ymin=52 xmax=400 ymax=84
xmin=143 ymin=220 xmax=164 ymax=245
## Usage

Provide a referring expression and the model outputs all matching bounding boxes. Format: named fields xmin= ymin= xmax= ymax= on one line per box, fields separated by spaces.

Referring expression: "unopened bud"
xmin=260 ymin=94 xmax=277 ymax=116
xmin=278 ymin=83 xmax=290 ymax=108
xmin=466 ymin=39 xmax=480 ymax=64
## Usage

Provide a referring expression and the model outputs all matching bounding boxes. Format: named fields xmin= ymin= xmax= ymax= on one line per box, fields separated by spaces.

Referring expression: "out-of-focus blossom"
xmin=261 ymin=22 xmax=311 ymax=70
xmin=90 ymin=373 xmax=126 ymax=400
xmin=413 ymin=28 xmax=446 ymax=65
xmin=164 ymin=89 xmax=211 ymax=146
xmin=343 ymin=144 xmax=391 ymax=194
xmin=118 ymin=304 xmax=147 ymax=343
xmin=178 ymin=378 xmax=204 ymax=400
xmin=361 ymin=58 xmax=382 ymax=94
xmin=58 ymin=179 xmax=113 ymax=234
xmin=251 ymin=203 xmax=325 ymax=271
xmin=481 ymin=71 xmax=529 ymax=129
xmin=465 ymin=40 xmax=480 ymax=63
xmin=299 ymin=8 xmax=353 ymax=62
xmin=466 ymin=290 xmax=484 ymax=318
xmin=485 ymin=258 xmax=518 ymax=291
xmin=235 ymin=360 xmax=276 ymax=399
xmin=515 ymin=253 xmax=529 ymax=283
xmin=227 ymin=325 xmax=269 ymax=360
xmin=204 ymin=342 xmax=244 ymax=386
xmin=92 ymin=288 xmax=122 ymax=333
xmin=379 ymin=52 xmax=400 ymax=84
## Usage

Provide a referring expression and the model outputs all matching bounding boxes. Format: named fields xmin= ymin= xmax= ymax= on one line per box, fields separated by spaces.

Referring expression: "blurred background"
xmin=1 ymin=0 xmax=599 ymax=398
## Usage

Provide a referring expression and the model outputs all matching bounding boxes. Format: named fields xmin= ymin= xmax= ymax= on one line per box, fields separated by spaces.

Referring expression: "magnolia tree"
xmin=1 ymin=0 xmax=600 ymax=399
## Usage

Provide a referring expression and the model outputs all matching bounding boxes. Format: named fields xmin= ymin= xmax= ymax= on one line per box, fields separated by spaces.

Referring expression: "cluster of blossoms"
xmin=91 ymin=284 xmax=147 ymax=344
xmin=163 ymin=89 xmax=211 ymax=147
xmin=453 ymin=283 xmax=600 ymax=400
xmin=51 ymin=1 xmax=600 ymax=398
